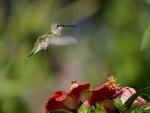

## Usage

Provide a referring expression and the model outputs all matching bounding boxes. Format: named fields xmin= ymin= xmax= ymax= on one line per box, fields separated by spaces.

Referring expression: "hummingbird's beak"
xmin=59 ymin=25 xmax=77 ymax=27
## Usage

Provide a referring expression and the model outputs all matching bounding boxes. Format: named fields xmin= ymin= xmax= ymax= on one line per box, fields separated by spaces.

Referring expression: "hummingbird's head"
xmin=50 ymin=23 xmax=63 ymax=35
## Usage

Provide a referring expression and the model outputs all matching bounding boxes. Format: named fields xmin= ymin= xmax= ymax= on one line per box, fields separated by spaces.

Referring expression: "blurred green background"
xmin=0 ymin=0 xmax=150 ymax=113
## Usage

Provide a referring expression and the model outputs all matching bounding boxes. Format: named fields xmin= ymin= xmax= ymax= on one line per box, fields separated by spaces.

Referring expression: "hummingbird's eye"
xmin=57 ymin=25 xmax=60 ymax=27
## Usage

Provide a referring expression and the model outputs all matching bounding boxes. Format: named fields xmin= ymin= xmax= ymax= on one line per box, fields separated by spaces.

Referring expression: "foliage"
xmin=0 ymin=0 xmax=150 ymax=113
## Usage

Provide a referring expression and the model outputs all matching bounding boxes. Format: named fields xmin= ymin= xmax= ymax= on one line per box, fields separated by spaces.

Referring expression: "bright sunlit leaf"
xmin=95 ymin=103 xmax=106 ymax=113
xmin=77 ymin=104 xmax=88 ymax=113
xmin=113 ymin=98 xmax=123 ymax=110
xmin=88 ymin=106 xmax=96 ymax=113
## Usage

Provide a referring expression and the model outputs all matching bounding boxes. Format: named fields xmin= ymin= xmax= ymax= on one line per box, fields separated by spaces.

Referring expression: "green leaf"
xmin=95 ymin=103 xmax=106 ymax=113
xmin=144 ymin=106 xmax=150 ymax=113
xmin=125 ymin=106 xmax=150 ymax=113
xmin=113 ymin=98 xmax=123 ymax=109
xmin=121 ymin=87 xmax=150 ymax=112
xmin=50 ymin=110 xmax=72 ymax=113
xmin=141 ymin=22 xmax=150 ymax=50
xmin=77 ymin=104 xmax=88 ymax=113
xmin=87 ymin=106 xmax=96 ymax=113
xmin=125 ymin=106 xmax=144 ymax=113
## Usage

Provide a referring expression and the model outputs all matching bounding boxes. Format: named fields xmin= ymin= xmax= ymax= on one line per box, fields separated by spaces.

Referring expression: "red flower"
xmin=45 ymin=81 xmax=90 ymax=113
xmin=80 ymin=75 xmax=121 ymax=109
xmin=45 ymin=75 xmax=149 ymax=113
xmin=117 ymin=87 xmax=148 ymax=106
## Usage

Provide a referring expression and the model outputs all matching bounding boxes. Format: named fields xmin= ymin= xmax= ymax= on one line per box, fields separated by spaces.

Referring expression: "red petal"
xmin=63 ymin=83 xmax=90 ymax=109
xmin=81 ymin=86 xmax=116 ymax=107
xmin=81 ymin=76 xmax=120 ymax=107
xmin=45 ymin=91 xmax=69 ymax=113
xmin=45 ymin=83 xmax=90 ymax=113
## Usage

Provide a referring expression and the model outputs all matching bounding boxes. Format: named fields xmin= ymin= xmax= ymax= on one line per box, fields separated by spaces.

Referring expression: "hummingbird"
xmin=28 ymin=23 xmax=78 ymax=57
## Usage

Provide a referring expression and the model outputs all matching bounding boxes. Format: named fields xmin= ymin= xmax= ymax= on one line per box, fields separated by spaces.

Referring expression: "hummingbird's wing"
xmin=49 ymin=36 xmax=78 ymax=46
xmin=28 ymin=35 xmax=47 ymax=57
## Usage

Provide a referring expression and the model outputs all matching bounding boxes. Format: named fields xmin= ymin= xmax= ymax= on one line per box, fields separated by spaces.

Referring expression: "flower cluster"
xmin=45 ymin=75 xmax=149 ymax=113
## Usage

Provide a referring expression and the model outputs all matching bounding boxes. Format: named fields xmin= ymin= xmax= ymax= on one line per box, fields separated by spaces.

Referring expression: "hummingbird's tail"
xmin=28 ymin=50 xmax=35 ymax=58
xmin=28 ymin=46 xmax=37 ymax=58
xmin=28 ymin=46 xmax=41 ymax=58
